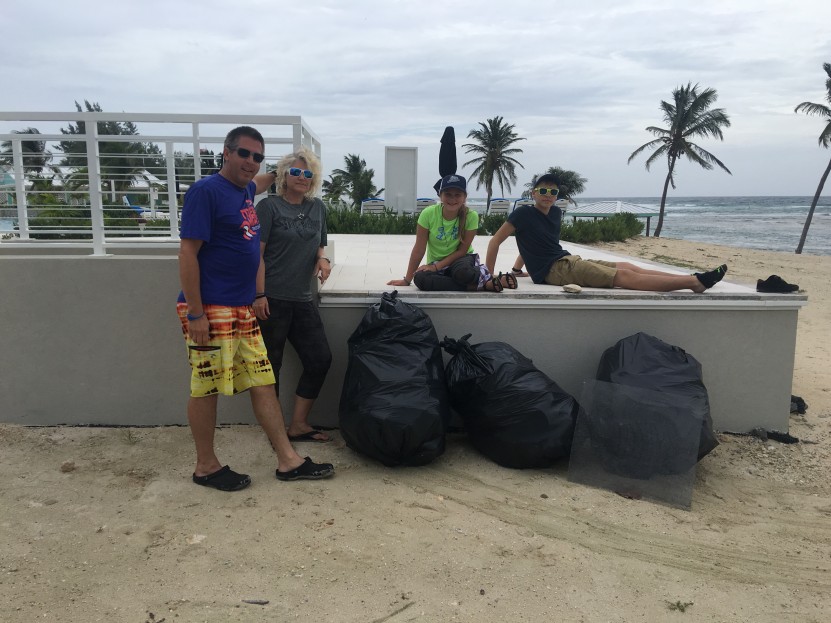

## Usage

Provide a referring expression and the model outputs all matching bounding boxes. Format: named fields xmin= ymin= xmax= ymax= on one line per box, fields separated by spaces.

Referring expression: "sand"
xmin=1 ymin=237 xmax=830 ymax=623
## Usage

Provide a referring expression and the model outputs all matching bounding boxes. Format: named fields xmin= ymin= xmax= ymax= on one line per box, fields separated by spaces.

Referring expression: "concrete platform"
xmin=0 ymin=235 xmax=806 ymax=432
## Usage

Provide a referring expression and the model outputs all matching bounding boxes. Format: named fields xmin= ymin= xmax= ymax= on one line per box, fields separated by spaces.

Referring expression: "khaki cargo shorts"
xmin=544 ymin=255 xmax=617 ymax=288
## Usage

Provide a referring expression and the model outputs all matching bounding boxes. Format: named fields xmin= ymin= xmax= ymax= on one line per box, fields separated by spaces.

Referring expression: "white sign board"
xmin=384 ymin=146 xmax=417 ymax=215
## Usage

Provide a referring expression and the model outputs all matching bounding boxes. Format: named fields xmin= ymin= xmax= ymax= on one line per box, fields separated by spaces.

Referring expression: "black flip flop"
xmin=192 ymin=465 xmax=251 ymax=491
xmin=288 ymin=430 xmax=331 ymax=443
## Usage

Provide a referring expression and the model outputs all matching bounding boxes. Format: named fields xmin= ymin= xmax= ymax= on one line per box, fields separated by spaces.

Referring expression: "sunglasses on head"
xmin=233 ymin=147 xmax=265 ymax=163
xmin=535 ymin=187 xmax=559 ymax=196
xmin=289 ymin=167 xmax=313 ymax=179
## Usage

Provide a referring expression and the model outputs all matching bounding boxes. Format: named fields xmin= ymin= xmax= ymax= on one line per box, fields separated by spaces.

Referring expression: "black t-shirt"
xmin=507 ymin=204 xmax=570 ymax=283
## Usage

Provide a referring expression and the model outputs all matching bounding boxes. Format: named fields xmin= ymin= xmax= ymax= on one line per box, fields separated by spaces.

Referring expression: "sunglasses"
xmin=233 ymin=147 xmax=265 ymax=163
xmin=289 ymin=167 xmax=314 ymax=179
xmin=535 ymin=187 xmax=559 ymax=196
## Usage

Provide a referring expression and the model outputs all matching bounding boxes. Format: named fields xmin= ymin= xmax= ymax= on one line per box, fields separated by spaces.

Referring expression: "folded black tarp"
xmin=339 ymin=291 xmax=449 ymax=466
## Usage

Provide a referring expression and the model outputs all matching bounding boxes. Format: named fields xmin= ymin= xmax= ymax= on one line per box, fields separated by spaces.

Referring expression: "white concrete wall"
xmin=0 ymin=244 xmax=801 ymax=432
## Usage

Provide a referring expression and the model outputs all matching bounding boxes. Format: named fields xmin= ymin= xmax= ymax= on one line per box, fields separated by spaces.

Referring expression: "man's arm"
xmin=486 ymin=221 xmax=516 ymax=275
xmin=252 ymin=242 xmax=270 ymax=320
xmin=253 ymin=171 xmax=277 ymax=195
xmin=178 ymin=238 xmax=210 ymax=345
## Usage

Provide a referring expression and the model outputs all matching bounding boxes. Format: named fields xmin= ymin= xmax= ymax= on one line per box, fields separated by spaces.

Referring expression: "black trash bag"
xmin=594 ymin=332 xmax=719 ymax=477
xmin=339 ymin=291 xmax=449 ymax=466
xmin=441 ymin=334 xmax=579 ymax=469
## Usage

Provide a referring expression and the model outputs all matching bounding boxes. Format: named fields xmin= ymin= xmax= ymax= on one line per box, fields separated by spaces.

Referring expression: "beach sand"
xmin=1 ymin=237 xmax=829 ymax=623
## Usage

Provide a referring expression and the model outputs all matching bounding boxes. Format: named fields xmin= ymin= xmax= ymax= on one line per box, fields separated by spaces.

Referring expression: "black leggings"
xmin=258 ymin=299 xmax=332 ymax=399
xmin=413 ymin=254 xmax=479 ymax=292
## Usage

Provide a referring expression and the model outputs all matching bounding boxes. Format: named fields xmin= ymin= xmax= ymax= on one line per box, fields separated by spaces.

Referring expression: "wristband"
xmin=186 ymin=312 xmax=205 ymax=321
xmin=255 ymin=293 xmax=267 ymax=299
xmin=403 ymin=278 xmax=411 ymax=285
xmin=319 ymin=256 xmax=331 ymax=264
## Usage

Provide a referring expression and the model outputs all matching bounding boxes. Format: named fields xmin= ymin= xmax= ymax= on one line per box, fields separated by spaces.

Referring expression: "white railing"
xmin=0 ymin=112 xmax=321 ymax=255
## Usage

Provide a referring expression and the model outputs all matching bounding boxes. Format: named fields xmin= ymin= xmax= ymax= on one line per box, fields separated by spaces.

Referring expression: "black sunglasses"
xmin=233 ymin=147 xmax=265 ymax=163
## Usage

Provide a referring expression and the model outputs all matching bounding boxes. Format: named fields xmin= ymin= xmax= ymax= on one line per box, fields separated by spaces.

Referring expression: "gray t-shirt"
xmin=256 ymin=195 xmax=327 ymax=302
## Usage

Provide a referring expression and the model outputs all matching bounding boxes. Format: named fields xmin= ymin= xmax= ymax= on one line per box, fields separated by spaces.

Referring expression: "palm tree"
xmin=321 ymin=174 xmax=350 ymax=209
xmin=0 ymin=127 xmax=52 ymax=177
xmin=628 ymin=83 xmax=731 ymax=237
xmin=523 ymin=167 xmax=588 ymax=204
xmin=330 ymin=154 xmax=383 ymax=211
xmin=462 ymin=116 xmax=525 ymax=213
xmin=794 ymin=62 xmax=831 ymax=254
xmin=55 ymin=100 xmax=164 ymax=196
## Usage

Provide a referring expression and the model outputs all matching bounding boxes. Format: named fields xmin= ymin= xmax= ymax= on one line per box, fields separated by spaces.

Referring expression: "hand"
xmin=316 ymin=258 xmax=331 ymax=284
xmin=416 ymin=263 xmax=438 ymax=273
xmin=187 ymin=315 xmax=210 ymax=345
xmin=253 ymin=296 xmax=269 ymax=320
xmin=387 ymin=278 xmax=411 ymax=286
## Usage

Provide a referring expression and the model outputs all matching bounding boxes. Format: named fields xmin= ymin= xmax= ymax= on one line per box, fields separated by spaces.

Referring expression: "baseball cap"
xmin=439 ymin=174 xmax=467 ymax=193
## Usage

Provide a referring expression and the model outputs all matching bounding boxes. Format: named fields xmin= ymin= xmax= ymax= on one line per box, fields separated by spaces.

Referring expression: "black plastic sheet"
xmin=594 ymin=332 xmax=719 ymax=474
xmin=338 ymin=291 xmax=449 ymax=466
xmin=441 ymin=334 xmax=579 ymax=468
xmin=568 ymin=380 xmax=700 ymax=509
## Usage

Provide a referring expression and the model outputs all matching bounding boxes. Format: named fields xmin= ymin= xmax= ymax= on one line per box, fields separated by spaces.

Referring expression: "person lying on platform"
xmin=485 ymin=174 xmax=727 ymax=292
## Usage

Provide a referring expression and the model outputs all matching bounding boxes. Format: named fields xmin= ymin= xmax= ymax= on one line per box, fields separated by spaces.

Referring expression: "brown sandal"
xmin=502 ymin=272 xmax=518 ymax=289
xmin=485 ymin=274 xmax=504 ymax=293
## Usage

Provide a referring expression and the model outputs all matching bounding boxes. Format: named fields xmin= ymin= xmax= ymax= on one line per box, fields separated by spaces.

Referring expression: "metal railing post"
xmin=11 ymin=140 xmax=29 ymax=240
xmin=192 ymin=122 xmax=202 ymax=180
xmin=165 ymin=142 xmax=180 ymax=239
xmin=85 ymin=121 xmax=106 ymax=255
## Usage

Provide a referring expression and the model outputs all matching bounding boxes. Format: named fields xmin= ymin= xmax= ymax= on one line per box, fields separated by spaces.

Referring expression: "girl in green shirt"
xmin=387 ymin=175 xmax=517 ymax=292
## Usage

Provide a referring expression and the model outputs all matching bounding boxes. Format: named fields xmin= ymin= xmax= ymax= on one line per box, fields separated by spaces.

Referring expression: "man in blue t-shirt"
xmin=486 ymin=174 xmax=728 ymax=292
xmin=177 ymin=126 xmax=334 ymax=491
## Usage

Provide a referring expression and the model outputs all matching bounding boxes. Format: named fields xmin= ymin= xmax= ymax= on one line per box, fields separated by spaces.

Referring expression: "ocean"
xmin=3 ymin=196 xmax=830 ymax=255
xmin=471 ymin=195 xmax=831 ymax=256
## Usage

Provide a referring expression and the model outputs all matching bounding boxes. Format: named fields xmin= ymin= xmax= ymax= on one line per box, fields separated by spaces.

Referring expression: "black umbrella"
xmin=433 ymin=126 xmax=457 ymax=194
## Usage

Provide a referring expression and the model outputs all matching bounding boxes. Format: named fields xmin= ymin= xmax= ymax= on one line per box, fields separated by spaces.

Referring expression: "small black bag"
xmin=593 ymin=332 xmax=719 ymax=477
xmin=338 ymin=291 xmax=449 ymax=466
xmin=441 ymin=334 xmax=579 ymax=469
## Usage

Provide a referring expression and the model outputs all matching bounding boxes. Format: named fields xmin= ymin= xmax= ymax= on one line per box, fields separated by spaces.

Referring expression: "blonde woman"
xmin=387 ymin=174 xmax=516 ymax=292
xmin=251 ymin=148 xmax=333 ymax=444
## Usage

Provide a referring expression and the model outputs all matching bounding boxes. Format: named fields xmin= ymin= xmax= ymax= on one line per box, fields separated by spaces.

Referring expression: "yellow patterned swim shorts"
xmin=177 ymin=303 xmax=275 ymax=397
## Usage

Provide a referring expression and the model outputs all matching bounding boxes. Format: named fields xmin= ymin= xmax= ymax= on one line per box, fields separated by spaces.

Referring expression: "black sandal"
xmin=502 ymin=271 xmax=518 ymax=289
xmin=276 ymin=456 xmax=335 ymax=481
xmin=192 ymin=465 xmax=251 ymax=491
xmin=486 ymin=274 xmax=504 ymax=293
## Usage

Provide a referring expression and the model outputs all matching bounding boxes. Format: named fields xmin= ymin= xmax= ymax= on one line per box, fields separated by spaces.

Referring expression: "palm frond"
xmin=628 ymin=138 xmax=664 ymax=164
xmin=795 ymin=102 xmax=831 ymax=117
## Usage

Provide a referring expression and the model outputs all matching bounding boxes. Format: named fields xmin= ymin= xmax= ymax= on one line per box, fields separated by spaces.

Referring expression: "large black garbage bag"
xmin=441 ymin=334 xmax=579 ymax=469
xmin=594 ymin=332 xmax=719 ymax=477
xmin=338 ymin=291 xmax=449 ymax=466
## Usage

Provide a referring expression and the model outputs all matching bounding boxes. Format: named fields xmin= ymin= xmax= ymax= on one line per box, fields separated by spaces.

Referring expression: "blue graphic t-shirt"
xmin=178 ymin=173 xmax=261 ymax=306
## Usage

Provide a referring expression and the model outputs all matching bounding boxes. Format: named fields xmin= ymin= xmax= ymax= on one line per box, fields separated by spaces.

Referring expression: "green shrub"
xmin=324 ymin=208 xmax=644 ymax=242
xmin=562 ymin=212 xmax=644 ymax=243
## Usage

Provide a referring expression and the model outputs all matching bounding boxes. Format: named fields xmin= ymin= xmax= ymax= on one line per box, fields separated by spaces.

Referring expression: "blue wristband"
xmin=186 ymin=312 xmax=205 ymax=321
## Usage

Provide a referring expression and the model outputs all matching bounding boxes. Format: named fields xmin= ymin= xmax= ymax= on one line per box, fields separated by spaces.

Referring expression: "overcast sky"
xmin=3 ymin=0 xmax=831 ymax=198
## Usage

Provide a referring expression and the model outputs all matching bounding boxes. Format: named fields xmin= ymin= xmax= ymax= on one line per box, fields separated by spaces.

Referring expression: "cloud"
xmin=3 ymin=0 xmax=831 ymax=196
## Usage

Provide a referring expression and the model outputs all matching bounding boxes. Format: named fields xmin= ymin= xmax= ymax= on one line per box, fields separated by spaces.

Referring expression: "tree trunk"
xmin=485 ymin=186 xmax=493 ymax=214
xmin=653 ymin=164 xmax=674 ymax=238
xmin=795 ymin=155 xmax=831 ymax=254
